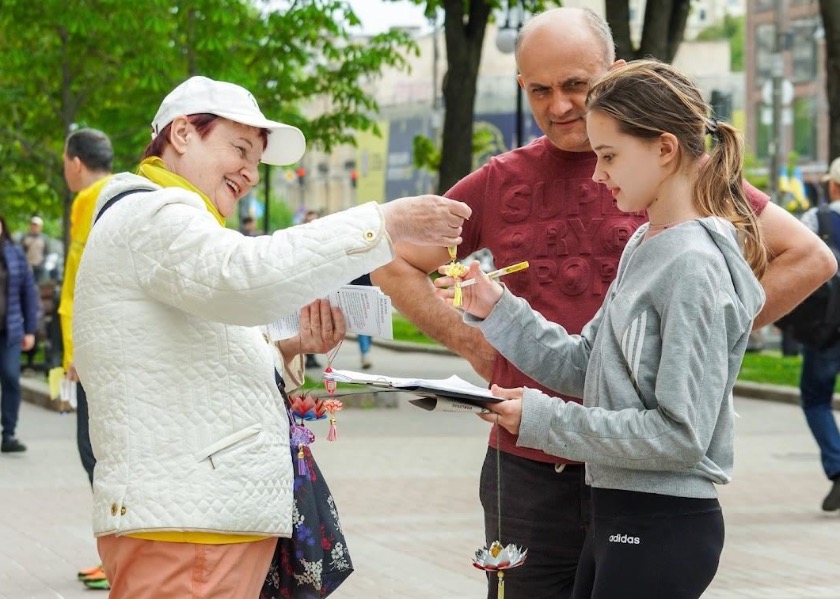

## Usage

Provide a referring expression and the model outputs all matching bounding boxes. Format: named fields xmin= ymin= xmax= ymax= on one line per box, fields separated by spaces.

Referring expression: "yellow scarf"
xmin=136 ymin=156 xmax=225 ymax=226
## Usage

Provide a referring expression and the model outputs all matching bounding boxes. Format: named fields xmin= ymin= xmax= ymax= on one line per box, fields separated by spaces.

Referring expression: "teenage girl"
xmin=437 ymin=59 xmax=768 ymax=598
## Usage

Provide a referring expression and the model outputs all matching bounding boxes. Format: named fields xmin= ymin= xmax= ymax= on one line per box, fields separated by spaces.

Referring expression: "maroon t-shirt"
xmin=446 ymin=136 xmax=769 ymax=463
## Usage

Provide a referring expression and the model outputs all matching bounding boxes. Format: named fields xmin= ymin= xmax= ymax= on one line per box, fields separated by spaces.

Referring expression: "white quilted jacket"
xmin=74 ymin=173 xmax=394 ymax=538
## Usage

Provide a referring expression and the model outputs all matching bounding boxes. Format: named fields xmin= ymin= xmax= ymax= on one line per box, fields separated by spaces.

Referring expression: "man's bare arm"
xmin=755 ymin=201 xmax=837 ymax=328
xmin=371 ymin=242 xmax=498 ymax=381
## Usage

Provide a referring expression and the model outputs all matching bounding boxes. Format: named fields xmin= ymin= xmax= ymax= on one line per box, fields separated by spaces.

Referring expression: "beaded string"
xmin=493 ymin=418 xmax=506 ymax=597
xmin=322 ymin=339 xmax=344 ymax=441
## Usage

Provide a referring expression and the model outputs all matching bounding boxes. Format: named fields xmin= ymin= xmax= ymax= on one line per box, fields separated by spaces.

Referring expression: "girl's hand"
xmin=277 ymin=299 xmax=346 ymax=362
xmin=477 ymin=385 xmax=524 ymax=435
xmin=434 ymin=261 xmax=504 ymax=319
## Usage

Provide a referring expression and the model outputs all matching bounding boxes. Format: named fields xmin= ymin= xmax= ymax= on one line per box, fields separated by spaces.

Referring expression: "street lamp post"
xmin=495 ymin=1 xmax=525 ymax=148
xmin=768 ymin=0 xmax=788 ymax=205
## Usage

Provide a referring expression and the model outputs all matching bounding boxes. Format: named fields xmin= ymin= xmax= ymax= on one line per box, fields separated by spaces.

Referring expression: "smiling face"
xmin=167 ymin=117 xmax=263 ymax=218
xmin=517 ymin=19 xmax=612 ymax=153
xmin=587 ymin=110 xmax=666 ymax=215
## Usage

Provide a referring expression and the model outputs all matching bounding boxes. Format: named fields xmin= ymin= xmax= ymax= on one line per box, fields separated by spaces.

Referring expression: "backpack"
xmin=775 ymin=204 xmax=840 ymax=349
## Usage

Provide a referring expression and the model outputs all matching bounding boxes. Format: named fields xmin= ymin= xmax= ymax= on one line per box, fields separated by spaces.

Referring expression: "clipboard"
xmin=323 ymin=368 xmax=502 ymax=410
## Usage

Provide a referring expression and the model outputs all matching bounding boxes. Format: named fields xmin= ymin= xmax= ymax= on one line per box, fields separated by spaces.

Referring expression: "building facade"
xmin=745 ymin=0 xmax=828 ymax=180
xmin=291 ymin=4 xmax=746 ymax=216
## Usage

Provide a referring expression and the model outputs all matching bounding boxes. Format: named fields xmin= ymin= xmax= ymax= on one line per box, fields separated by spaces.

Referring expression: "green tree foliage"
xmin=413 ymin=125 xmax=497 ymax=173
xmin=696 ymin=14 xmax=744 ymax=72
xmin=0 ymin=0 xmax=414 ymax=238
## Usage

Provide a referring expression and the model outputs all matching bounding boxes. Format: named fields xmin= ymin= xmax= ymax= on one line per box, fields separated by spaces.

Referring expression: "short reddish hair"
xmin=143 ymin=114 xmax=268 ymax=159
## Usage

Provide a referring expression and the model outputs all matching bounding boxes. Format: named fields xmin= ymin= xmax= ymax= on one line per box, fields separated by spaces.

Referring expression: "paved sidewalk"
xmin=2 ymin=343 xmax=839 ymax=598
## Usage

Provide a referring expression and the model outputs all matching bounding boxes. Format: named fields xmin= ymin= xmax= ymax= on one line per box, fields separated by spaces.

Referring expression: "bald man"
xmin=373 ymin=8 xmax=835 ymax=597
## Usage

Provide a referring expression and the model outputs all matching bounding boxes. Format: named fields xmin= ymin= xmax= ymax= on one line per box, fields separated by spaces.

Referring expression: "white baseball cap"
xmin=30 ymin=216 xmax=43 ymax=226
xmin=151 ymin=76 xmax=306 ymax=166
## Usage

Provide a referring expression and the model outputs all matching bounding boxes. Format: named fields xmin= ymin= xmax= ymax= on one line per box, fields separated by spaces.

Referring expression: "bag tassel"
xmin=498 ymin=571 xmax=505 ymax=599
xmin=327 ymin=416 xmax=337 ymax=442
xmin=289 ymin=419 xmax=314 ymax=478
xmin=297 ymin=444 xmax=308 ymax=476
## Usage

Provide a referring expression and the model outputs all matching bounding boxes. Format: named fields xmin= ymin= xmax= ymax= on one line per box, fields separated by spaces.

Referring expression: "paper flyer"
xmin=267 ymin=285 xmax=394 ymax=341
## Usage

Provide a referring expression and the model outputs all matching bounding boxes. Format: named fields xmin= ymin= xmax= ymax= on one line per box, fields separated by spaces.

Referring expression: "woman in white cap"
xmin=71 ymin=76 xmax=471 ymax=598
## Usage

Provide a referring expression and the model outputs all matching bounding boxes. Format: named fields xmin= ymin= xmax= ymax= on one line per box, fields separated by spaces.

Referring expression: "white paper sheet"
xmin=60 ymin=379 xmax=78 ymax=409
xmin=266 ymin=285 xmax=393 ymax=340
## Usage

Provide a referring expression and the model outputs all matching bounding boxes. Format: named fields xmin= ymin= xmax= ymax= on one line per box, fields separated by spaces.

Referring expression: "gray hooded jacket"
xmin=469 ymin=217 xmax=765 ymax=499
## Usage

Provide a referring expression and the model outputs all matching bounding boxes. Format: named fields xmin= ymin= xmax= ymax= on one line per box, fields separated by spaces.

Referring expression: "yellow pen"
xmin=459 ymin=261 xmax=529 ymax=288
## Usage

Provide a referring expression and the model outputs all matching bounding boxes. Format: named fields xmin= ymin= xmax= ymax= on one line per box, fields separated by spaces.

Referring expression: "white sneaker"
xmin=361 ymin=354 xmax=372 ymax=370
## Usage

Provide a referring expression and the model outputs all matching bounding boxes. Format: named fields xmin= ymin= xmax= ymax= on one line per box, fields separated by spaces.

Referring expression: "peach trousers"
xmin=98 ymin=535 xmax=278 ymax=599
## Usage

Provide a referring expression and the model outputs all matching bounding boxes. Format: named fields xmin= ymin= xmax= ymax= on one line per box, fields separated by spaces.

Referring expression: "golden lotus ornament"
xmin=472 ymin=540 xmax=527 ymax=598
xmin=472 ymin=541 xmax=527 ymax=570
xmin=444 ymin=246 xmax=469 ymax=307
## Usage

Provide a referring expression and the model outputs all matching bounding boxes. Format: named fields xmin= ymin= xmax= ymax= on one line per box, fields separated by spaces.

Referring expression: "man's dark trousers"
xmin=76 ymin=382 xmax=96 ymax=485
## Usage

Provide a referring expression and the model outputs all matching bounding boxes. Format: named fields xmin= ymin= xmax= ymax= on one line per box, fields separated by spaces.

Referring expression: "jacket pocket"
xmin=194 ymin=423 xmax=263 ymax=465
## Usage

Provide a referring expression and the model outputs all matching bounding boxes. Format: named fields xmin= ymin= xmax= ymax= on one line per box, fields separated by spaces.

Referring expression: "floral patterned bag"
xmin=261 ymin=374 xmax=354 ymax=599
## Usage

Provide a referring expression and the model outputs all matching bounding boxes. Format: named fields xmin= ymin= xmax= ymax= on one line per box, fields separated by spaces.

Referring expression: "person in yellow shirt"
xmin=59 ymin=128 xmax=113 ymax=591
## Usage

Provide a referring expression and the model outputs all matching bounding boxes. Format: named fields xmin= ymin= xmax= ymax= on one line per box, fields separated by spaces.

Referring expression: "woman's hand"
xmin=434 ymin=261 xmax=504 ymax=319
xmin=381 ymin=194 xmax=472 ymax=247
xmin=21 ymin=334 xmax=35 ymax=352
xmin=477 ymin=385 xmax=524 ymax=435
xmin=277 ymin=299 xmax=346 ymax=363
xmin=66 ymin=362 xmax=80 ymax=382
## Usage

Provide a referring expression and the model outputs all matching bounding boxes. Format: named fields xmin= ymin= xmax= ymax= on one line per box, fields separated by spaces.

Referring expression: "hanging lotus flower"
xmin=472 ymin=541 xmax=527 ymax=571
xmin=288 ymin=394 xmax=327 ymax=421
xmin=472 ymin=541 xmax=527 ymax=599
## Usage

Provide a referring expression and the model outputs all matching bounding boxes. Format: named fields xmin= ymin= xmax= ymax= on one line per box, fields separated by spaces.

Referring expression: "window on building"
xmin=793 ymin=96 xmax=817 ymax=160
xmin=790 ymin=18 xmax=819 ymax=83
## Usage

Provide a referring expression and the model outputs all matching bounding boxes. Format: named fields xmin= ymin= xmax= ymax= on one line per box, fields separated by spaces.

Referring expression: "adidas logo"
xmin=608 ymin=534 xmax=641 ymax=545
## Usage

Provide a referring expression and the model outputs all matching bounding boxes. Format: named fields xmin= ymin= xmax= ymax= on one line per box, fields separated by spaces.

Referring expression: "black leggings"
xmin=572 ymin=487 xmax=724 ymax=599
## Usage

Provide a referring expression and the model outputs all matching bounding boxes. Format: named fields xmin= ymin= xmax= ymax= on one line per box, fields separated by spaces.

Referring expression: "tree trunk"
xmin=437 ymin=0 xmax=491 ymax=194
xmin=605 ymin=0 xmax=633 ymax=61
xmin=638 ymin=0 xmax=691 ymax=62
xmin=821 ymin=0 xmax=840 ymax=161
xmin=605 ymin=0 xmax=691 ymax=63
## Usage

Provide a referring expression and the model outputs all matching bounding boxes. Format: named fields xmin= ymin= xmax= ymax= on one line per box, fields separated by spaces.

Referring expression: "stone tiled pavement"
xmin=1 ymin=343 xmax=839 ymax=598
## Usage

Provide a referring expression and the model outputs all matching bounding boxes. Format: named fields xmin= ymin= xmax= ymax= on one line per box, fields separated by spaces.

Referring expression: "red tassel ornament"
xmin=322 ymin=398 xmax=343 ymax=442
